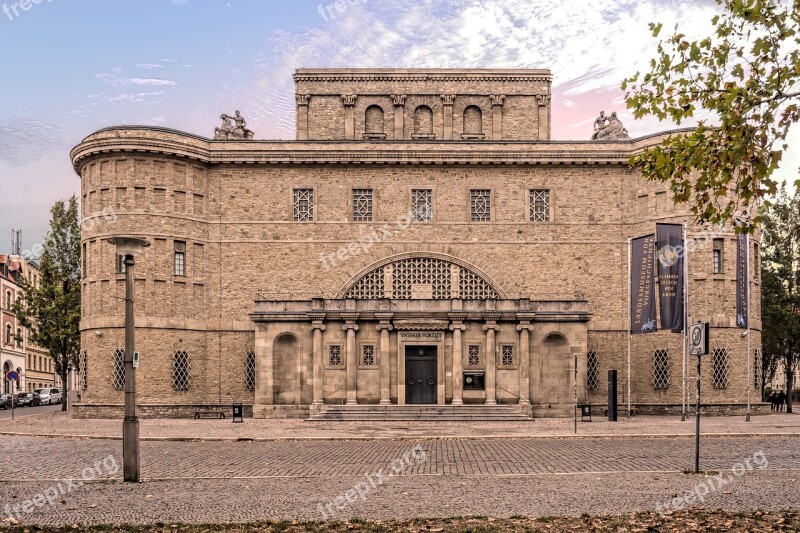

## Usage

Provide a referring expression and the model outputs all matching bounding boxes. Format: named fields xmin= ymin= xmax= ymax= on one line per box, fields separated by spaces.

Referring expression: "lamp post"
xmin=107 ymin=237 xmax=150 ymax=483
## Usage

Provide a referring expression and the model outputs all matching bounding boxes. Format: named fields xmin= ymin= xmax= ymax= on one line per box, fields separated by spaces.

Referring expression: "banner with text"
xmin=736 ymin=233 xmax=749 ymax=328
xmin=656 ymin=223 xmax=685 ymax=333
xmin=630 ymin=234 xmax=657 ymax=334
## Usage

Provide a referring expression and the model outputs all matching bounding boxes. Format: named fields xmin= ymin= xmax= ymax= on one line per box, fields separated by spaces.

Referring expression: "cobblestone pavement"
xmin=1 ymin=435 xmax=798 ymax=526
xmin=2 ymin=411 xmax=799 ymax=440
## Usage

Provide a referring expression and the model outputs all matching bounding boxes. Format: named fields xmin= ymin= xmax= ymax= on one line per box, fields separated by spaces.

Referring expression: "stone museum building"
xmin=70 ymin=68 xmax=763 ymax=419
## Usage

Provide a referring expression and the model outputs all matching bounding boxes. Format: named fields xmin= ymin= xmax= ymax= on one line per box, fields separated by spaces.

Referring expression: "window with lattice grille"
xmin=112 ymin=348 xmax=125 ymax=390
xmin=245 ymin=350 xmax=256 ymax=392
xmin=293 ymin=188 xmax=314 ymax=221
xmin=467 ymin=345 xmax=480 ymax=366
xmin=587 ymin=350 xmax=599 ymax=390
xmin=753 ymin=349 xmax=762 ymax=389
xmin=501 ymin=345 xmax=514 ymax=366
xmin=345 ymin=267 xmax=384 ymax=299
xmin=411 ymin=189 xmax=432 ymax=221
xmin=81 ymin=350 xmax=88 ymax=390
xmin=652 ymin=349 xmax=670 ymax=390
xmin=172 ymin=349 xmax=190 ymax=391
xmin=328 ymin=345 xmax=342 ymax=366
xmin=712 ymin=347 xmax=729 ymax=389
xmin=353 ymin=189 xmax=373 ymax=222
xmin=362 ymin=345 xmax=375 ymax=366
xmin=393 ymin=257 xmax=451 ymax=299
xmin=529 ymin=189 xmax=550 ymax=222
xmin=470 ymin=189 xmax=491 ymax=222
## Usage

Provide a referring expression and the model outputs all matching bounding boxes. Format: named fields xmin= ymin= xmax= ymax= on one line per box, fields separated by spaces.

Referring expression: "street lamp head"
xmin=106 ymin=237 xmax=150 ymax=257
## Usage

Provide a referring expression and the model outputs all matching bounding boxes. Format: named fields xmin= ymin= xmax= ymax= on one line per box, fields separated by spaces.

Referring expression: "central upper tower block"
xmin=293 ymin=68 xmax=552 ymax=141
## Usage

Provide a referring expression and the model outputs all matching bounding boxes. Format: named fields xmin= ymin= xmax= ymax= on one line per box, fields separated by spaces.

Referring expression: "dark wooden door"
xmin=405 ymin=346 xmax=437 ymax=404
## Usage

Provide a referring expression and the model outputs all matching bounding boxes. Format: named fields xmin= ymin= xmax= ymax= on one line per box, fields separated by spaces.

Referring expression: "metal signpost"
xmin=689 ymin=322 xmax=709 ymax=473
xmin=6 ymin=371 xmax=19 ymax=420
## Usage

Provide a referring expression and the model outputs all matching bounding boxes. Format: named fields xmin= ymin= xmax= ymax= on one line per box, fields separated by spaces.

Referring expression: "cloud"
xmin=0 ymin=117 xmax=64 ymax=166
xmin=136 ymin=63 xmax=165 ymax=69
xmin=95 ymin=72 xmax=177 ymax=87
xmin=108 ymin=91 xmax=165 ymax=103
xmin=216 ymin=0 xmax=721 ymax=140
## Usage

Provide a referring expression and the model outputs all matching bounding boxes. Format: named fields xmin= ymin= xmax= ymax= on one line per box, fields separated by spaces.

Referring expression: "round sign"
xmin=6 ymin=370 xmax=19 ymax=382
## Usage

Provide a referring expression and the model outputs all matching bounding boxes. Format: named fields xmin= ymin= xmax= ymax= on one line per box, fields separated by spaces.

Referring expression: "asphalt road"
xmin=0 ymin=401 xmax=62 ymax=419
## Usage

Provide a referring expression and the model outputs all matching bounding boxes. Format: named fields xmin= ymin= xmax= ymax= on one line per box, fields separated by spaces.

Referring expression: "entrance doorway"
xmin=405 ymin=346 xmax=437 ymax=404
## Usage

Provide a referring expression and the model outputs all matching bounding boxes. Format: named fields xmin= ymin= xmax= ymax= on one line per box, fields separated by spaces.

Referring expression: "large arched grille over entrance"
xmin=342 ymin=256 xmax=500 ymax=300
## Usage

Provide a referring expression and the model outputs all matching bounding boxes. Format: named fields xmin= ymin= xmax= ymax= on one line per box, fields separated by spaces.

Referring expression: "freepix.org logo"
xmin=3 ymin=0 xmax=53 ymax=23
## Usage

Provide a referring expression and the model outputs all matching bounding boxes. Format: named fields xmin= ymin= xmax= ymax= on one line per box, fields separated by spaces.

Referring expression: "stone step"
xmin=306 ymin=404 xmax=533 ymax=422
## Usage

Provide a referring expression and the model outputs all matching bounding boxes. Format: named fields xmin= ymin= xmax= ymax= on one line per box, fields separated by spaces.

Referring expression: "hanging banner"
xmin=630 ymin=234 xmax=657 ymax=334
xmin=736 ymin=233 xmax=749 ymax=329
xmin=656 ymin=223 xmax=685 ymax=333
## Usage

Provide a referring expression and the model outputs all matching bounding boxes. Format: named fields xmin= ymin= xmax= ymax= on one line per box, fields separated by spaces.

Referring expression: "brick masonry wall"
xmin=72 ymin=125 xmax=762 ymax=416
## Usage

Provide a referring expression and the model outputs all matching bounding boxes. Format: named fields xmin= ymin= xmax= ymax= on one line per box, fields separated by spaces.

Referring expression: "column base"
xmin=346 ymin=399 xmax=358 ymax=405
xmin=519 ymin=399 xmax=530 ymax=405
xmin=451 ymin=398 xmax=463 ymax=405
xmin=485 ymin=399 xmax=497 ymax=405
xmin=379 ymin=399 xmax=391 ymax=405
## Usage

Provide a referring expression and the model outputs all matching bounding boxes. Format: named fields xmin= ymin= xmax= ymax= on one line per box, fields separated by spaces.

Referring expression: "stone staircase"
xmin=306 ymin=404 xmax=533 ymax=422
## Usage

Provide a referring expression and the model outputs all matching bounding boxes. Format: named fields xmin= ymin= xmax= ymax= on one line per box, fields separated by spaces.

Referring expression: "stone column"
xmin=536 ymin=94 xmax=550 ymax=140
xmin=441 ymin=94 xmax=455 ymax=140
xmin=342 ymin=314 xmax=359 ymax=404
xmin=310 ymin=314 xmax=326 ymax=405
xmin=449 ymin=314 xmax=467 ymax=405
xmin=516 ymin=320 xmax=534 ymax=405
xmin=296 ymin=94 xmax=310 ymax=141
xmin=483 ymin=314 xmax=500 ymax=405
xmin=342 ymin=94 xmax=357 ymax=140
xmin=376 ymin=313 xmax=393 ymax=405
xmin=391 ymin=94 xmax=406 ymax=140
xmin=490 ymin=94 xmax=505 ymax=141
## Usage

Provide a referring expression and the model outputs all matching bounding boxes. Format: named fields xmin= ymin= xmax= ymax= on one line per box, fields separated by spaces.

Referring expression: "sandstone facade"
xmin=70 ymin=69 xmax=762 ymax=418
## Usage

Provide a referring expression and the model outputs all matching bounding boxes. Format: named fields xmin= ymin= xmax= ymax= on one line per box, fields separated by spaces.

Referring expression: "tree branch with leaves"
xmin=623 ymin=0 xmax=800 ymax=230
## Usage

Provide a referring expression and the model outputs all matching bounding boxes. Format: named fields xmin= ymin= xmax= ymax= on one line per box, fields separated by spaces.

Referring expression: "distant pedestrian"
xmin=777 ymin=390 xmax=787 ymax=412
xmin=769 ymin=391 xmax=778 ymax=411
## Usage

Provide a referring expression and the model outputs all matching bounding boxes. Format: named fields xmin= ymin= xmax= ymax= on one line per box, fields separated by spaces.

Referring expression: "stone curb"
xmin=1 ymin=431 xmax=798 ymax=442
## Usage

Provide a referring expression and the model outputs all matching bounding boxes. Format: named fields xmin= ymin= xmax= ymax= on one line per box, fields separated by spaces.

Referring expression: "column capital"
xmin=296 ymin=94 xmax=311 ymax=106
xmin=490 ymin=94 xmax=505 ymax=106
xmin=376 ymin=323 xmax=394 ymax=332
xmin=536 ymin=94 xmax=550 ymax=107
xmin=449 ymin=323 xmax=466 ymax=331
xmin=516 ymin=323 xmax=534 ymax=332
xmin=391 ymin=94 xmax=407 ymax=106
xmin=483 ymin=324 xmax=500 ymax=332
xmin=440 ymin=94 xmax=456 ymax=106
xmin=311 ymin=323 xmax=327 ymax=332
xmin=341 ymin=94 xmax=358 ymax=106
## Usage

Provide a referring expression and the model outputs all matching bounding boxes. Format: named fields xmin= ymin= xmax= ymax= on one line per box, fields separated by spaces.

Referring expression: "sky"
xmin=1 ymin=0 xmax=797 ymax=254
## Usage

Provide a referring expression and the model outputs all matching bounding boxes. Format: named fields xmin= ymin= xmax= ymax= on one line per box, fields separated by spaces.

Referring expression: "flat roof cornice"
xmin=70 ymin=126 xmax=695 ymax=173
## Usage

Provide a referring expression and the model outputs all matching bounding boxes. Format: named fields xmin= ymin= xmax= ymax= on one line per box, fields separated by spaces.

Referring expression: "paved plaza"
xmin=1 ymin=429 xmax=799 ymax=526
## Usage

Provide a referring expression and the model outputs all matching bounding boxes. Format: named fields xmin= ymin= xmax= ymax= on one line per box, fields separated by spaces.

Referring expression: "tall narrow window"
xmin=293 ymin=188 xmax=314 ymax=221
xmin=501 ymin=345 xmax=514 ymax=366
xmin=82 ymin=243 xmax=87 ymax=278
xmin=754 ymin=243 xmax=760 ymax=280
xmin=112 ymin=348 xmax=125 ymax=390
xmin=172 ymin=349 xmax=190 ymax=391
xmin=652 ymin=349 xmax=670 ymax=390
xmin=245 ymin=349 xmax=256 ymax=392
xmin=117 ymin=254 xmax=127 ymax=274
xmin=711 ymin=347 xmax=729 ymax=389
xmin=328 ymin=345 xmax=342 ymax=366
xmin=753 ymin=348 xmax=762 ymax=390
xmin=174 ymin=241 xmax=186 ymax=276
xmin=587 ymin=350 xmax=599 ymax=390
xmin=529 ymin=189 xmax=551 ymax=222
xmin=362 ymin=345 xmax=375 ymax=366
xmin=712 ymin=238 xmax=724 ymax=274
xmin=81 ymin=350 xmax=88 ymax=390
xmin=16 ymin=328 xmax=22 ymax=347
xmin=353 ymin=189 xmax=373 ymax=222
xmin=467 ymin=345 xmax=480 ymax=366
xmin=411 ymin=189 xmax=432 ymax=222
xmin=471 ymin=189 xmax=491 ymax=222
xmin=5 ymin=290 xmax=10 ymax=309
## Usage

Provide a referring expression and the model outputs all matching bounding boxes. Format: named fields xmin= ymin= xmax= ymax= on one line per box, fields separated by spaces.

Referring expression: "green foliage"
xmin=13 ymin=196 xmax=81 ymax=411
xmin=761 ymin=183 xmax=800 ymax=412
xmin=623 ymin=0 xmax=800 ymax=231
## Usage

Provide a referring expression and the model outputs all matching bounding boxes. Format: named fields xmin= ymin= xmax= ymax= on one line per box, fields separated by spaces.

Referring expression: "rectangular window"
xmin=411 ymin=189 xmax=432 ymax=222
xmin=293 ymin=188 xmax=314 ymax=221
xmin=754 ymin=243 xmax=760 ymax=280
xmin=711 ymin=347 xmax=729 ymax=389
xmin=467 ymin=344 xmax=480 ymax=366
xmin=361 ymin=344 xmax=375 ymax=366
xmin=587 ymin=351 xmax=599 ymax=390
xmin=174 ymin=241 xmax=186 ymax=276
xmin=470 ymin=189 xmax=491 ymax=222
xmin=501 ymin=345 xmax=514 ymax=366
xmin=652 ymin=349 xmax=670 ymax=390
xmin=328 ymin=345 xmax=342 ymax=366
xmin=712 ymin=238 xmax=724 ymax=274
xmin=117 ymin=254 xmax=127 ymax=274
xmin=82 ymin=243 xmax=87 ymax=278
xmin=529 ymin=189 xmax=550 ymax=222
xmin=353 ymin=189 xmax=373 ymax=222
